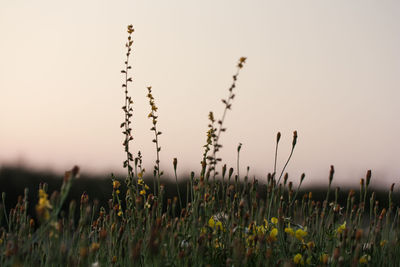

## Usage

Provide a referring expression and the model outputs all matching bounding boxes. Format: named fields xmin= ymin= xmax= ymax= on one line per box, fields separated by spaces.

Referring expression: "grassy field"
xmin=1 ymin=25 xmax=399 ymax=266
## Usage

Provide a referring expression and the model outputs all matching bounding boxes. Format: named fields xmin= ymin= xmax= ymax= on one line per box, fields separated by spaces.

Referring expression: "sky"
xmin=1 ymin=0 xmax=399 ymax=188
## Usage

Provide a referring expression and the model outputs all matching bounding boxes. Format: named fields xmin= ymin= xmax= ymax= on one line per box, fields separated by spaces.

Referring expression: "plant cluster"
xmin=1 ymin=25 xmax=400 ymax=266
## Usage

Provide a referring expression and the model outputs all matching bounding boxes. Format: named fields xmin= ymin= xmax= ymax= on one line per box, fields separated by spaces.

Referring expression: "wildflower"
xmin=127 ymin=24 xmax=134 ymax=34
xmin=237 ymin=57 xmax=247 ymax=68
xmin=138 ymin=178 xmax=144 ymax=185
xmin=117 ymin=205 xmax=123 ymax=216
xmin=256 ymin=225 xmax=267 ymax=235
xmin=359 ymin=254 xmax=369 ymax=264
xmin=293 ymin=253 xmax=304 ymax=265
xmin=36 ymin=189 xmax=52 ymax=221
xmin=246 ymin=235 xmax=256 ymax=248
xmin=306 ymin=257 xmax=312 ymax=265
xmin=295 ymin=229 xmax=307 ymax=241
xmin=145 ymin=184 xmax=149 ymax=190
xmin=140 ymin=190 xmax=146 ymax=196
xmin=208 ymin=217 xmax=215 ymax=228
xmin=214 ymin=238 xmax=223 ymax=248
xmin=208 ymin=217 xmax=224 ymax=231
xmin=215 ymin=221 xmax=224 ymax=231
xmin=380 ymin=240 xmax=387 ymax=247
xmin=113 ymin=180 xmax=121 ymax=189
xmin=264 ymin=218 xmax=269 ymax=229
xmin=306 ymin=241 xmax=315 ymax=249
xmin=38 ymin=189 xmax=52 ymax=208
xmin=271 ymin=217 xmax=278 ymax=224
xmin=285 ymin=227 xmax=295 ymax=236
xmin=269 ymin=227 xmax=278 ymax=241
xmin=116 ymin=189 xmax=120 ymax=194
xmin=320 ymin=253 xmax=329 ymax=264
xmin=337 ymin=221 xmax=346 ymax=234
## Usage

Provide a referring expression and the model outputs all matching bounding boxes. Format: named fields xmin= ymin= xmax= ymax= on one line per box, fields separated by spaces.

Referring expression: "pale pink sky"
xmin=1 ymin=1 xmax=399 ymax=188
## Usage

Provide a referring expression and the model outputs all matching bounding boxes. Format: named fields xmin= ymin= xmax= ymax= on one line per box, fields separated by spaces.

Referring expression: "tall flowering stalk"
xmin=147 ymin=86 xmax=163 ymax=196
xmin=206 ymin=57 xmax=247 ymax=180
xmin=121 ymin=25 xmax=135 ymax=179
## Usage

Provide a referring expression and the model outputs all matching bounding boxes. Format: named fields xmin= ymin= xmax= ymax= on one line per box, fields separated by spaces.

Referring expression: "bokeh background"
xmin=1 ymin=0 xmax=399 ymax=188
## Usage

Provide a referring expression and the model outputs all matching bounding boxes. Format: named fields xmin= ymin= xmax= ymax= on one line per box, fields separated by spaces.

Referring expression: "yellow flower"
xmin=138 ymin=178 xmax=144 ymax=185
xmin=38 ymin=197 xmax=51 ymax=209
xmin=271 ymin=217 xmax=278 ymax=224
xmin=293 ymin=253 xmax=304 ymax=265
xmin=145 ymin=184 xmax=149 ymax=190
xmin=39 ymin=189 xmax=47 ymax=198
xmin=246 ymin=235 xmax=256 ymax=248
xmin=269 ymin=227 xmax=278 ymax=241
xmin=263 ymin=218 xmax=269 ymax=229
xmin=256 ymin=225 xmax=267 ymax=235
xmin=208 ymin=217 xmax=224 ymax=231
xmin=113 ymin=180 xmax=120 ymax=189
xmin=139 ymin=190 xmax=146 ymax=195
xmin=320 ymin=253 xmax=329 ymax=264
xmin=306 ymin=241 xmax=315 ymax=249
xmin=215 ymin=221 xmax=224 ymax=231
xmin=36 ymin=189 xmax=52 ymax=221
xmin=118 ymin=210 xmax=123 ymax=217
xmin=380 ymin=240 xmax=387 ymax=247
xmin=285 ymin=227 xmax=295 ymax=236
xmin=337 ymin=221 xmax=346 ymax=234
xmin=214 ymin=238 xmax=223 ymax=248
xmin=208 ymin=217 xmax=215 ymax=228
xmin=138 ymin=172 xmax=143 ymax=178
xmin=38 ymin=189 xmax=52 ymax=208
xmin=116 ymin=189 xmax=120 ymax=194
xmin=359 ymin=254 xmax=369 ymax=264
xmin=295 ymin=229 xmax=307 ymax=241
xmin=306 ymin=257 xmax=312 ymax=265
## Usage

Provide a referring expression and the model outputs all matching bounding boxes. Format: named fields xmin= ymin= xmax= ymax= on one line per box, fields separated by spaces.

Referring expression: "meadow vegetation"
xmin=1 ymin=25 xmax=399 ymax=266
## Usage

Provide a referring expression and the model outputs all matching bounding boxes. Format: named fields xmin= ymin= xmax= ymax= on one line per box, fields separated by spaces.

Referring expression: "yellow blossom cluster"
xmin=295 ymin=229 xmax=307 ymax=241
xmin=208 ymin=217 xmax=224 ymax=232
xmin=137 ymin=171 xmax=149 ymax=197
xmin=35 ymin=189 xmax=52 ymax=221
xmin=293 ymin=253 xmax=304 ymax=265
xmin=337 ymin=221 xmax=346 ymax=234
xmin=359 ymin=254 xmax=370 ymax=264
xmin=113 ymin=180 xmax=121 ymax=194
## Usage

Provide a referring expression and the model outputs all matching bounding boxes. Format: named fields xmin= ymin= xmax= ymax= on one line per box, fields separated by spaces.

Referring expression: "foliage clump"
xmin=1 ymin=25 xmax=400 ymax=266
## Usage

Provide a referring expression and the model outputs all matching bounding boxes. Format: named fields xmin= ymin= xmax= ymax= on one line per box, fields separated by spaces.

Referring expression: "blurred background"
xmin=1 ymin=0 xmax=399 ymax=191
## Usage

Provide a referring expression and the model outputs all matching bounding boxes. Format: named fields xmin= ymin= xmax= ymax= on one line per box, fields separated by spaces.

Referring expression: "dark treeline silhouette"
xmin=1 ymin=165 xmax=398 ymax=227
